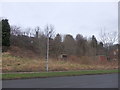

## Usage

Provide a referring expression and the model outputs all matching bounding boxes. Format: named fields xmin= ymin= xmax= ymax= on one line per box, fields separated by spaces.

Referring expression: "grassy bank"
xmin=2 ymin=52 xmax=118 ymax=72
xmin=2 ymin=69 xmax=118 ymax=80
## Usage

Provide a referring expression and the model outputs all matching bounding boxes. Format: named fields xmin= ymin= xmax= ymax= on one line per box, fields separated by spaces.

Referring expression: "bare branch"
xmin=44 ymin=24 xmax=55 ymax=38
xmin=99 ymin=29 xmax=118 ymax=47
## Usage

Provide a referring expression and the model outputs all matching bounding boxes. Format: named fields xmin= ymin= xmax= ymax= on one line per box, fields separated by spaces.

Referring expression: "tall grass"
xmin=2 ymin=53 xmax=118 ymax=73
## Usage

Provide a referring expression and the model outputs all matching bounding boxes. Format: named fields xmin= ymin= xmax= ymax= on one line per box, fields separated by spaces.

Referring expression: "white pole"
xmin=46 ymin=33 xmax=49 ymax=72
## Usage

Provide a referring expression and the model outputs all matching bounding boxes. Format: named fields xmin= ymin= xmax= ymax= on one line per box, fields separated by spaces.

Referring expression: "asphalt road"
xmin=2 ymin=73 xmax=118 ymax=88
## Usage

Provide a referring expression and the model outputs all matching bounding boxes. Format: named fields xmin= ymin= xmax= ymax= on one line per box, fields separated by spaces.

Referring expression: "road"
xmin=2 ymin=73 xmax=118 ymax=88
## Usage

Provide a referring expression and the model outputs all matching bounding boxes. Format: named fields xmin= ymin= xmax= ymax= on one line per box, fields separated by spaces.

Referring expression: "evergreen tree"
xmin=99 ymin=42 xmax=103 ymax=48
xmin=2 ymin=19 xmax=11 ymax=46
xmin=2 ymin=19 xmax=11 ymax=52
xmin=90 ymin=35 xmax=98 ymax=55
xmin=91 ymin=35 xmax=97 ymax=48
xmin=0 ymin=20 xmax=2 ymax=51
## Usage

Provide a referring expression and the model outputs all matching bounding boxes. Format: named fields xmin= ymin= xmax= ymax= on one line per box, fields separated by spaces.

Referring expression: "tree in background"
xmin=99 ymin=30 xmax=118 ymax=57
xmin=10 ymin=25 xmax=22 ymax=36
xmin=2 ymin=19 xmax=11 ymax=52
xmin=90 ymin=35 xmax=98 ymax=55
xmin=53 ymin=33 xmax=63 ymax=57
xmin=76 ymin=34 xmax=88 ymax=56
xmin=0 ymin=20 xmax=2 ymax=52
xmin=99 ymin=30 xmax=117 ymax=47
xmin=97 ymin=42 xmax=106 ymax=55
xmin=35 ymin=26 xmax=40 ymax=38
xmin=63 ymin=34 xmax=76 ymax=55
xmin=91 ymin=35 xmax=97 ymax=48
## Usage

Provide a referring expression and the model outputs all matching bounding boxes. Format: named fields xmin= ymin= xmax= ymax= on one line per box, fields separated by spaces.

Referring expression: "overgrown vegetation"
xmin=1 ymin=19 xmax=119 ymax=73
xmin=2 ymin=52 xmax=118 ymax=73
xmin=6 ymin=19 xmax=118 ymax=59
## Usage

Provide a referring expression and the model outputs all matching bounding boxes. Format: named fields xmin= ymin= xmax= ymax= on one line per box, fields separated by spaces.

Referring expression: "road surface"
xmin=2 ymin=73 xmax=118 ymax=88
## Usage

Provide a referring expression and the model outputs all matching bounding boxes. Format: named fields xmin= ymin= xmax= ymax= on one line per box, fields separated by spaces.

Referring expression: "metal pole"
xmin=46 ymin=34 xmax=49 ymax=72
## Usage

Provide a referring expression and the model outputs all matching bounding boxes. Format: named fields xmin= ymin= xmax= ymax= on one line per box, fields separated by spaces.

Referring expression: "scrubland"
xmin=2 ymin=51 xmax=118 ymax=73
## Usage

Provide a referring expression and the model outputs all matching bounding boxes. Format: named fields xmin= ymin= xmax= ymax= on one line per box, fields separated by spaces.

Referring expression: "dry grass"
xmin=2 ymin=52 xmax=118 ymax=73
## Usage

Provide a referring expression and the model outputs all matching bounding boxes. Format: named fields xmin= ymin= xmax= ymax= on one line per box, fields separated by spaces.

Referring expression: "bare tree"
xmin=44 ymin=24 xmax=55 ymax=38
xmin=99 ymin=30 xmax=118 ymax=47
xmin=25 ymin=28 xmax=31 ymax=37
xmin=35 ymin=26 xmax=40 ymax=38
xmin=10 ymin=25 xmax=22 ymax=36
xmin=99 ymin=30 xmax=118 ymax=58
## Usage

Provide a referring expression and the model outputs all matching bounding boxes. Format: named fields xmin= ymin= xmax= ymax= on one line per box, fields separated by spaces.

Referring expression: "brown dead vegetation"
xmin=2 ymin=46 xmax=118 ymax=73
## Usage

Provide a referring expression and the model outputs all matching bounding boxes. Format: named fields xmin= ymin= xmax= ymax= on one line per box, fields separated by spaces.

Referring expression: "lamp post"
xmin=45 ymin=25 xmax=54 ymax=72
xmin=46 ymin=33 xmax=49 ymax=72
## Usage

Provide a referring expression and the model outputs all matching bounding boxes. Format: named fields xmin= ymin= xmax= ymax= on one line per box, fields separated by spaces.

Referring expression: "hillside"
xmin=2 ymin=46 xmax=118 ymax=73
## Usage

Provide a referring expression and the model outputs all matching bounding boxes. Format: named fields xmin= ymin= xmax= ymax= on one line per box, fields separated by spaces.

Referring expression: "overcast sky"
xmin=1 ymin=2 xmax=118 ymax=40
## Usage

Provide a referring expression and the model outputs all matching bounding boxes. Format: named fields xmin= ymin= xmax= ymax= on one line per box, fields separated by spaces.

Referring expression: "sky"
xmin=1 ymin=2 xmax=118 ymax=40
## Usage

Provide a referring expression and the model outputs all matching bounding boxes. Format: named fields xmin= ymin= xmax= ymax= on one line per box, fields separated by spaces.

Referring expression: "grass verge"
xmin=2 ymin=69 xmax=119 ymax=80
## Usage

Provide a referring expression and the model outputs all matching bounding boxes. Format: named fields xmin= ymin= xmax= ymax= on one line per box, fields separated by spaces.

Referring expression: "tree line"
xmin=1 ymin=19 xmax=118 ymax=59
